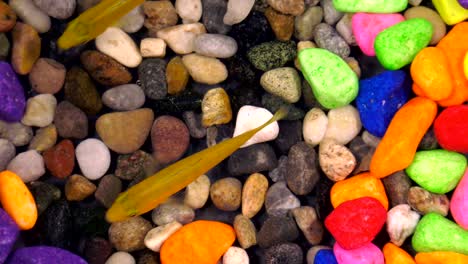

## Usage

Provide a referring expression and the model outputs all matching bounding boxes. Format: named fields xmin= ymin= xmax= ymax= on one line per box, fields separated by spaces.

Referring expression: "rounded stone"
xmin=21 ymin=94 xmax=57 ymax=128
xmin=258 ymin=216 xmax=299 ymax=248
xmin=386 ymin=204 xmax=420 ymax=247
xmin=294 ymin=6 xmax=323 ymax=41
xmin=202 ymin=88 xmax=233 ymax=127
xmin=94 ymin=174 xmax=122 ymax=208
xmin=286 ymin=142 xmax=320 ymax=195
xmin=108 ymin=216 xmax=153 ymax=252
xmin=9 ymin=0 xmax=50 ymax=33
xmin=260 ymin=67 xmax=302 ymax=103
xmin=408 ymin=186 xmax=450 ymax=216
xmin=138 ymin=58 xmax=167 ymax=100
xmin=193 ymin=33 xmax=238 ymax=58
xmin=210 ymin=177 xmax=242 ymax=211
xmin=144 ymin=221 xmax=182 ymax=252
xmin=202 ymin=0 xmax=231 ymax=34
xmin=223 ymin=247 xmax=249 ymax=264
xmin=267 ymin=0 xmax=304 ymax=15
xmin=242 ymin=173 xmax=268 ymax=218
xmin=166 ymin=56 xmax=189 ymax=95
xmin=118 ymin=5 xmax=144 ymax=33
xmin=265 ymin=7 xmax=294 ymax=41
xmin=43 ymin=139 xmax=75 ymax=179
xmin=140 ymin=38 xmax=166 ymax=58
xmin=144 ymin=0 xmax=179 ymax=36
xmin=29 ymin=58 xmax=66 ymax=94
xmin=151 ymin=115 xmax=190 ymax=164
xmin=0 ymin=139 xmax=15 ymax=171
xmin=105 ymin=252 xmax=135 ymax=264
xmin=184 ymin=174 xmax=211 ymax=209
xmin=175 ymin=0 xmax=202 ymax=23
xmin=324 ymin=104 xmax=362 ymax=145
xmin=233 ymin=214 xmax=257 ymax=249
xmin=53 ymin=101 xmax=88 ymax=139
xmin=95 ymin=27 xmax=142 ymax=68
xmin=233 ymin=105 xmax=279 ymax=148
xmin=11 ymin=22 xmax=41 ymax=75
xmin=314 ymin=23 xmax=350 ymax=58
xmin=75 ymin=139 xmax=111 ymax=180
xmin=102 ymin=84 xmax=146 ymax=111
xmin=0 ymin=121 xmax=32 ymax=147
xmin=265 ymin=181 xmax=301 ymax=216
xmin=0 ymin=2 xmax=16 ymax=32
xmin=303 ymin=108 xmax=328 ymax=146
xmin=64 ymin=174 xmax=96 ymax=202
xmin=28 ymin=124 xmax=57 ymax=153
xmin=152 ymin=202 xmax=195 ymax=226
xmin=182 ymin=53 xmax=228 ymax=85
xmin=64 ymin=67 xmax=102 ymax=116
xmin=292 ymin=206 xmax=324 ymax=245
xmin=80 ymin=50 xmax=132 ymax=87
xmin=7 ymin=150 xmax=45 ymax=182
xmin=156 ymin=23 xmax=206 ymax=54
xmin=33 ymin=0 xmax=75 ymax=19
xmin=319 ymin=139 xmax=356 ymax=181
xmin=247 ymin=41 xmax=297 ymax=71
xmin=265 ymin=243 xmax=303 ymax=264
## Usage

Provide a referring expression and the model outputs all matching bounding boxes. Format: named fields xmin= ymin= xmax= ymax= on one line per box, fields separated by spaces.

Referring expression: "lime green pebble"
xmin=412 ymin=213 xmax=468 ymax=255
xmin=298 ymin=48 xmax=358 ymax=109
xmin=332 ymin=0 xmax=408 ymax=13
xmin=405 ymin=149 xmax=467 ymax=194
xmin=375 ymin=18 xmax=433 ymax=70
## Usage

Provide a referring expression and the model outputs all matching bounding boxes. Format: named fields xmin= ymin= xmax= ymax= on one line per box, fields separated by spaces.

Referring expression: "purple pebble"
xmin=6 ymin=246 xmax=87 ymax=264
xmin=458 ymin=0 xmax=468 ymax=8
xmin=0 ymin=208 xmax=19 ymax=264
xmin=0 ymin=62 xmax=26 ymax=122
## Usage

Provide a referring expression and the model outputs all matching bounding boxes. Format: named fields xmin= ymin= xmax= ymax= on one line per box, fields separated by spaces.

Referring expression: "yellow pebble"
xmin=432 ymin=0 xmax=468 ymax=25
xmin=464 ymin=52 xmax=468 ymax=80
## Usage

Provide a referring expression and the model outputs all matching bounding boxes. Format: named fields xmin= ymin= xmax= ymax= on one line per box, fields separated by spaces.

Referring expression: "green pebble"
xmin=298 ymin=48 xmax=358 ymax=109
xmin=247 ymin=41 xmax=296 ymax=71
xmin=375 ymin=18 xmax=433 ymax=70
xmin=332 ymin=0 xmax=408 ymax=13
xmin=405 ymin=149 xmax=467 ymax=194
xmin=412 ymin=213 xmax=468 ymax=255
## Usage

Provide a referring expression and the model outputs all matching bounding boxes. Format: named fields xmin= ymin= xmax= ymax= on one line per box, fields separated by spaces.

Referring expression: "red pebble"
xmin=434 ymin=105 xmax=468 ymax=154
xmin=43 ymin=139 xmax=75 ymax=179
xmin=325 ymin=197 xmax=387 ymax=250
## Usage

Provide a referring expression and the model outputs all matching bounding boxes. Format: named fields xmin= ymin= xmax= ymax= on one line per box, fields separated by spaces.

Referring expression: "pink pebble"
xmin=352 ymin=13 xmax=405 ymax=56
xmin=451 ymin=169 xmax=468 ymax=230
xmin=334 ymin=242 xmax=384 ymax=264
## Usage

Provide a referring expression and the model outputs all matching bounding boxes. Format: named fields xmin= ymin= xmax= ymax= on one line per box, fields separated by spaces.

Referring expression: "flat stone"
xmin=140 ymin=38 xmax=166 ymax=58
xmin=102 ymin=84 xmax=146 ymax=111
xmin=265 ymin=181 xmax=300 ymax=216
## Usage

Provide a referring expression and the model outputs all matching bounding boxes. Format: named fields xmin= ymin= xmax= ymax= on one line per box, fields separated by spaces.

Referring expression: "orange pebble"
xmin=383 ymin=243 xmax=416 ymax=264
xmin=412 ymin=83 xmax=426 ymax=97
xmin=160 ymin=220 xmax=236 ymax=264
xmin=370 ymin=97 xmax=437 ymax=178
xmin=330 ymin=172 xmax=388 ymax=210
xmin=415 ymin=251 xmax=468 ymax=264
xmin=410 ymin=47 xmax=453 ymax=101
xmin=0 ymin=171 xmax=38 ymax=230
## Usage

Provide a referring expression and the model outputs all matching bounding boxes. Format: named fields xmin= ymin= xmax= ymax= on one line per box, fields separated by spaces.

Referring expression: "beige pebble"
xmin=319 ymin=138 xmax=356 ymax=181
xmin=242 ymin=173 xmax=269 ymax=218
xmin=96 ymin=27 xmax=142 ymax=68
xmin=324 ymin=104 xmax=362 ymax=145
xmin=28 ymin=124 xmax=57 ymax=152
xmin=144 ymin=221 xmax=182 ymax=252
xmin=202 ymin=88 xmax=232 ymax=127
xmin=223 ymin=246 xmax=250 ymax=264
xmin=157 ymin=23 xmax=206 ymax=54
xmin=21 ymin=94 xmax=57 ymax=128
xmin=65 ymin=174 xmax=97 ymax=201
xmin=234 ymin=214 xmax=257 ymax=249
xmin=297 ymin=40 xmax=317 ymax=51
xmin=175 ymin=0 xmax=202 ymax=23
xmin=105 ymin=251 xmax=135 ymax=264
xmin=184 ymin=174 xmax=211 ymax=209
xmin=182 ymin=53 xmax=228 ymax=85
xmin=210 ymin=177 xmax=242 ymax=211
xmin=9 ymin=0 xmax=51 ymax=33
xmin=224 ymin=0 xmax=255 ymax=25
xmin=140 ymin=38 xmax=166 ymax=58
xmin=303 ymin=108 xmax=328 ymax=146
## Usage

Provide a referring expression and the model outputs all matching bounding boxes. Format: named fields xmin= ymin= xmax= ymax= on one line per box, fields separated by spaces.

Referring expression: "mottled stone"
xmin=115 ymin=150 xmax=156 ymax=181
xmin=382 ymin=171 xmax=412 ymax=207
xmin=265 ymin=7 xmax=294 ymax=41
xmin=234 ymin=214 xmax=257 ymax=249
xmin=0 ymin=121 xmax=32 ymax=146
xmin=202 ymin=88 xmax=232 ymax=127
xmin=258 ymin=216 xmax=299 ymax=248
xmin=138 ymin=58 xmax=167 ymax=100
xmin=408 ymin=186 xmax=450 ymax=216
xmin=210 ymin=177 xmax=242 ymax=211
xmin=267 ymin=0 xmax=305 ymax=15
xmin=314 ymin=23 xmax=350 ymax=58
xmin=54 ymin=101 xmax=88 ymax=139
xmin=242 ymin=173 xmax=268 ymax=218
xmin=152 ymin=202 xmax=195 ymax=226
xmin=80 ymin=50 xmax=132 ymax=86
xmin=29 ymin=58 xmax=66 ymax=94
xmin=247 ymin=41 xmax=296 ymax=71
xmin=151 ymin=115 xmax=190 ymax=164
xmin=11 ymin=22 xmax=41 ymax=75
xmin=108 ymin=216 xmax=153 ymax=252
xmin=65 ymin=174 xmax=96 ymax=201
xmin=292 ymin=206 xmax=323 ymax=245
xmin=265 ymin=181 xmax=301 ymax=216
xmin=287 ymin=142 xmax=320 ymax=195
xmin=64 ymin=67 xmax=102 ymax=116
xmin=319 ymin=139 xmax=356 ymax=181
xmin=143 ymin=0 xmax=178 ymax=35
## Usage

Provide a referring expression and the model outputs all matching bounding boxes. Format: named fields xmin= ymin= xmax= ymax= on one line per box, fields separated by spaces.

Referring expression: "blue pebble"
xmin=356 ymin=70 xmax=410 ymax=137
xmin=0 ymin=209 xmax=19 ymax=264
xmin=315 ymin=249 xmax=338 ymax=264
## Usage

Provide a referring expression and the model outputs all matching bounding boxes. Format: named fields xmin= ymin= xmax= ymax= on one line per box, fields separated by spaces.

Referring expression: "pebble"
xmin=0 ymin=33 xmax=9 ymax=59
xmin=228 ymin=143 xmax=277 ymax=176
xmin=264 ymin=181 xmax=300 ymax=216
xmin=294 ymin=7 xmax=322 ymax=41
xmin=166 ymin=56 xmax=189 ymax=95
xmin=408 ymin=187 xmax=450 ymax=216
xmin=80 ymin=50 xmax=132 ymax=86
xmin=265 ymin=243 xmax=303 ymax=264
xmin=138 ymin=58 xmax=167 ymax=100
xmin=233 ymin=106 xmax=279 ymax=148
xmin=375 ymin=18 xmax=433 ymax=70
xmin=140 ymin=38 xmax=166 ymax=58
xmin=0 ymin=62 xmax=25 ymax=122
xmin=352 ymin=13 xmax=405 ymax=56
xmin=151 ymin=115 xmax=190 ymax=164
xmin=0 ymin=2 xmax=16 ymax=32
xmin=267 ymin=0 xmax=304 ymax=15
xmin=275 ymin=120 xmax=303 ymax=153
xmin=269 ymin=155 xmax=287 ymax=181
xmin=64 ymin=68 xmax=102 ymax=116
xmin=53 ymin=101 xmax=88 ymax=139
xmin=303 ymin=108 xmax=328 ymax=146
xmin=370 ymin=97 xmax=437 ymax=178
xmin=383 ymin=243 xmax=415 ymax=264
xmin=292 ymin=206 xmax=323 ymax=245
xmin=460 ymin=0 xmax=468 ymax=8
xmin=0 ymin=171 xmax=37 ymax=230
xmin=324 ymin=105 xmax=361 ymax=145
xmin=136 ymin=250 xmax=159 ymax=264
xmin=21 ymin=94 xmax=56 ymax=128
xmin=406 ymin=149 xmax=467 ymax=194
xmin=326 ymin=197 xmax=386 ymax=249
xmin=223 ymin=246 xmax=249 ymax=264
xmin=115 ymin=150 xmax=155 ymax=179
xmin=96 ymin=27 xmax=142 ymax=68
xmin=299 ymin=48 xmax=358 ymax=109
xmin=321 ymin=0 xmax=343 ymax=25
xmin=260 ymin=67 xmax=301 ymax=103
xmin=152 ymin=202 xmax=195 ymax=225
xmin=202 ymin=0 xmax=231 ymax=34
xmin=415 ymin=251 xmax=468 ymax=264
xmin=0 ymin=139 xmax=15 ymax=171
xmin=314 ymin=23 xmax=350 ymax=58
xmin=349 ymin=136 xmax=374 ymax=174
xmin=434 ymin=105 xmax=468 ymax=153
xmin=0 ymin=208 xmax=19 ymax=263
xmin=102 ymin=84 xmax=145 ymax=111
xmin=412 ymin=213 xmax=468 ymax=255
xmin=241 ymin=173 xmax=268 ymax=218
xmin=95 ymin=174 xmax=122 ymax=208
xmin=0 ymin=122 xmax=32 ymax=149
xmin=202 ymin=88 xmax=233 ymax=127
xmin=182 ymin=111 xmax=206 ymax=138
xmin=334 ymin=242 xmax=384 ymax=264
xmin=357 ymin=70 xmax=410 ymax=137
xmin=108 ymin=216 xmax=153 ymax=252
xmin=65 ymin=174 xmax=96 ymax=201
xmin=314 ymin=249 xmax=338 ymax=264
xmin=157 ymin=23 xmax=206 ymax=54
xmin=258 ymin=216 xmax=299 ymax=248
xmin=11 ymin=22 xmax=41 ymax=75
xmin=182 ymin=54 xmax=228 ymax=85
xmin=265 ymin=7 xmax=294 ymax=41
xmin=233 ymin=215 xmax=257 ymax=249
xmin=382 ymin=171 xmax=412 ymax=207
xmin=160 ymin=220 xmax=236 ymax=264
xmin=43 ymin=139 xmax=75 ymax=179
xmin=118 ymin=5 xmax=144 ymax=33
xmin=210 ymin=177 xmax=242 ymax=212
xmin=386 ymin=204 xmax=420 ymax=246
xmin=194 ymin=34 xmax=238 ymax=58
xmin=319 ymin=139 xmax=356 ymax=182
xmin=332 ymin=0 xmax=407 ymax=13
xmin=451 ymin=169 xmax=468 ymax=229
xmin=287 ymin=142 xmax=319 ymax=195
xmin=175 ymin=0 xmax=202 ymax=23
xmin=184 ymin=174 xmax=210 ymax=209
xmin=96 ymin=108 xmax=154 ymax=154
xmin=7 ymin=149 xmax=45 ymax=182
xmin=105 ymin=251 xmax=135 ymax=264
xmin=28 ymin=181 xmax=60 ymax=215
xmin=143 ymin=0 xmax=178 ymax=36
xmin=8 ymin=246 xmax=87 ymax=264
xmin=404 ymin=6 xmax=446 ymax=45
xmin=83 ymin=237 xmax=112 ymax=264
xmin=223 ymin=0 xmax=254 ymax=25
xmin=247 ymin=41 xmax=296 ymax=71
xmin=432 ymin=0 xmax=468 ymax=25
xmin=9 ymin=0 xmax=51 ymax=33
xmin=29 ymin=58 xmax=66 ymax=94
xmin=40 ymin=200 xmax=73 ymax=249
xmin=144 ymin=221 xmax=182 ymax=252
xmin=336 ymin=14 xmax=355 ymax=46
xmin=76 ymin=139 xmax=110 ymax=180
xmin=33 ymin=0 xmax=75 ymax=19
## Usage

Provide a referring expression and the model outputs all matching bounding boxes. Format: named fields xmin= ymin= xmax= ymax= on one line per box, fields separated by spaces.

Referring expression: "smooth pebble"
xmin=102 ymin=84 xmax=146 ymax=111
xmin=194 ymin=33 xmax=238 ymax=58
xmin=21 ymin=94 xmax=56 ymax=128
xmin=96 ymin=27 xmax=142 ymax=68
xmin=233 ymin=106 xmax=279 ymax=148
xmin=175 ymin=0 xmax=202 ymax=23
xmin=223 ymin=0 xmax=254 ymax=25
xmin=387 ymin=204 xmax=420 ymax=246
xmin=9 ymin=0 xmax=51 ymax=33
xmin=7 ymin=150 xmax=45 ymax=182
xmin=144 ymin=221 xmax=182 ymax=252
xmin=223 ymin=247 xmax=249 ymax=264
xmin=303 ymin=108 xmax=328 ymax=146
xmin=75 ymin=139 xmax=110 ymax=180
xmin=105 ymin=251 xmax=135 ymax=264
xmin=157 ymin=23 xmax=206 ymax=54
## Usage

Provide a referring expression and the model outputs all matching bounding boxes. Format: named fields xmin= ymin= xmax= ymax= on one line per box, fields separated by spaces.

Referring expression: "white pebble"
xmin=324 ymin=105 xmax=362 ymax=145
xmin=144 ymin=221 xmax=183 ymax=252
xmin=233 ymin=106 xmax=279 ymax=148
xmin=96 ymin=27 xmax=142 ymax=68
xmin=7 ymin=150 xmax=45 ymax=182
xmin=105 ymin=251 xmax=135 ymax=264
xmin=76 ymin=138 xmax=110 ymax=180
xmin=223 ymin=0 xmax=255 ymax=25
xmin=303 ymin=108 xmax=328 ymax=146
xmin=140 ymin=38 xmax=167 ymax=58
xmin=118 ymin=5 xmax=144 ymax=33
xmin=223 ymin=246 xmax=249 ymax=264
xmin=9 ymin=0 xmax=51 ymax=33
xmin=387 ymin=204 xmax=420 ymax=246
xmin=193 ymin=33 xmax=238 ymax=58
xmin=184 ymin=174 xmax=211 ymax=209
xmin=175 ymin=0 xmax=202 ymax=23
xmin=21 ymin=94 xmax=57 ymax=128
xmin=157 ymin=23 xmax=206 ymax=55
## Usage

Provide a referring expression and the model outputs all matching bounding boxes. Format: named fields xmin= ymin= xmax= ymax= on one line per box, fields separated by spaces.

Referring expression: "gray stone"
xmin=28 ymin=181 xmax=61 ymax=215
xmin=320 ymin=0 xmax=343 ymax=24
xmin=228 ymin=143 xmax=277 ymax=176
xmin=349 ymin=136 xmax=375 ymax=175
xmin=193 ymin=34 xmax=238 ymax=58
xmin=7 ymin=150 xmax=45 ymax=182
xmin=314 ymin=23 xmax=350 ymax=58
xmin=265 ymin=243 xmax=303 ymax=264
xmin=138 ymin=58 xmax=167 ymax=100
xmin=0 ymin=139 xmax=15 ymax=171
xmin=382 ymin=170 xmax=412 ymax=207
xmin=265 ymin=181 xmax=300 ymax=216
xmin=102 ymin=84 xmax=146 ymax=111
xmin=274 ymin=120 xmax=303 ymax=154
xmin=202 ymin=0 xmax=231 ymax=34
xmin=287 ymin=142 xmax=320 ymax=195
xmin=151 ymin=202 xmax=195 ymax=226
xmin=119 ymin=5 xmax=145 ymax=33
xmin=336 ymin=13 xmax=356 ymax=45
xmin=54 ymin=101 xmax=88 ymax=139
xmin=0 ymin=121 xmax=33 ymax=147
xmin=182 ymin=111 xmax=206 ymax=139
xmin=294 ymin=6 xmax=323 ymax=41
xmin=269 ymin=155 xmax=288 ymax=182
xmin=33 ymin=0 xmax=76 ymax=19
xmin=257 ymin=216 xmax=299 ymax=248
xmin=95 ymin=174 xmax=122 ymax=208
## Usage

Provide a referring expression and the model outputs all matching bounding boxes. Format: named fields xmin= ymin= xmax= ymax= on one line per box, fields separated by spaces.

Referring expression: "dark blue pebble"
xmin=356 ymin=70 xmax=410 ymax=137
xmin=315 ymin=249 xmax=338 ymax=264
xmin=0 ymin=209 xmax=19 ymax=264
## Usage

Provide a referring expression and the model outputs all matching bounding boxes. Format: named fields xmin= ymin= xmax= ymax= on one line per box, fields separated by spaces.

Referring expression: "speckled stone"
xmin=265 ymin=7 xmax=294 ymax=41
xmin=294 ymin=6 xmax=323 ymax=41
xmin=115 ymin=150 xmax=157 ymax=181
xmin=319 ymin=138 xmax=356 ymax=181
xmin=151 ymin=202 xmax=195 ymax=226
xmin=242 ymin=173 xmax=268 ymax=218
xmin=64 ymin=67 xmax=102 ymax=116
xmin=143 ymin=0 xmax=178 ymax=36
xmin=260 ymin=67 xmax=302 ymax=103
xmin=314 ymin=23 xmax=350 ymax=58
xmin=80 ymin=50 xmax=132 ymax=87
xmin=265 ymin=243 xmax=303 ymax=264
xmin=286 ymin=142 xmax=320 ymax=195
xmin=151 ymin=115 xmax=190 ymax=164
xmin=234 ymin=214 xmax=257 ymax=249
xmin=138 ymin=58 xmax=167 ymax=100
xmin=247 ymin=41 xmax=297 ymax=71
xmin=210 ymin=177 xmax=242 ymax=211
xmin=265 ymin=181 xmax=301 ymax=216
xmin=202 ymin=88 xmax=233 ymax=127
xmin=108 ymin=216 xmax=153 ymax=252
xmin=0 ymin=121 xmax=32 ymax=147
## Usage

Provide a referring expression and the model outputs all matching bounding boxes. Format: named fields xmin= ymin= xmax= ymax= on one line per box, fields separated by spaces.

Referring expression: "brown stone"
xmin=242 ymin=173 xmax=268 ymax=218
xmin=292 ymin=206 xmax=323 ymax=245
xmin=65 ymin=174 xmax=97 ymax=201
xmin=265 ymin=7 xmax=294 ymax=41
xmin=95 ymin=174 xmax=122 ymax=208
xmin=11 ymin=22 xmax=41 ymax=75
xmin=80 ymin=50 xmax=132 ymax=86
xmin=28 ymin=124 xmax=57 ymax=152
xmin=108 ymin=216 xmax=153 ymax=252
xmin=234 ymin=214 xmax=257 ymax=249
xmin=64 ymin=67 xmax=102 ymax=115
xmin=210 ymin=177 xmax=242 ymax=211
xmin=151 ymin=115 xmax=190 ymax=164
xmin=115 ymin=150 xmax=157 ymax=181
xmin=43 ymin=139 xmax=75 ymax=179
xmin=54 ymin=101 xmax=88 ymax=139
xmin=29 ymin=58 xmax=66 ymax=94
xmin=408 ymin=186 xmax=450 ymax=216
xmin=143 ymin=0 xmax=178 ymax=37
xmin=267 ymin=0 xmax=305 ymax=15
xmin=166 ymin=56 xmax=189 ymax=95
xmin=201 ymin=88 xmax=232 ymax=127
xmin=0 ymin=2 xmax=17 ymax=32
